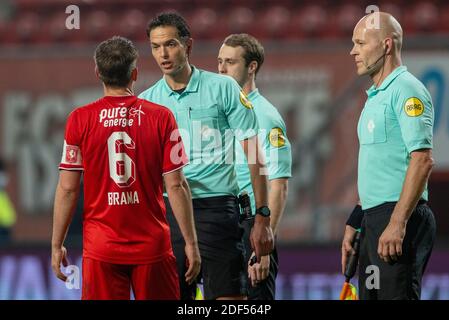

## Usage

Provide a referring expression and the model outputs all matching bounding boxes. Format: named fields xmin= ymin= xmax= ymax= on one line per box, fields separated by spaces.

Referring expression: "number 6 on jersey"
xmin=107 ymin=131 xmax=136 ymax=187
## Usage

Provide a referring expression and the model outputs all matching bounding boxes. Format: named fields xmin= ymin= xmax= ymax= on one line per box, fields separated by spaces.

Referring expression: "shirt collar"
xmin=247 ymin=88 xmax=260 ymax=101
xmin=366 ymin=65 xmax=407 ymax=97
xmin=164 ymin=65 xmax=200 ymax=96
xmin=103 ymin=95 xmax=137 ymax=105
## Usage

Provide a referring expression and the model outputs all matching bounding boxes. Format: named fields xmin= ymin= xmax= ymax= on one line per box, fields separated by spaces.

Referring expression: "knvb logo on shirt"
xmin=367 ymin=119 xmax=376 ymax=133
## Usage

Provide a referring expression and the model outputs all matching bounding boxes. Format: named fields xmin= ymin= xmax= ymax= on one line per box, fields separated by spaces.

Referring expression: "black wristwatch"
xmin=255 ymin=206 xmax=271 ymax=217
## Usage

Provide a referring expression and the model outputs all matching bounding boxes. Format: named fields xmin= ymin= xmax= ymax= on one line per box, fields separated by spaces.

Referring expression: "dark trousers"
xmin=358 ymin=201 xmax=436 ymax=300
xmin=164 ymin=196 xmax=247 ymax=300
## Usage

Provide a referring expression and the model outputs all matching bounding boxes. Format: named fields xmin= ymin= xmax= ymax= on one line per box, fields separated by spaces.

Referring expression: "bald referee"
xmin=341 ymin=12 xmax=436 ymax=300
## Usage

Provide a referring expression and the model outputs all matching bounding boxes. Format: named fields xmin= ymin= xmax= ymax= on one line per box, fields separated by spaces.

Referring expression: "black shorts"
xmin=164 ymin=196 xmax=247 ymax=300
xmin=241 ymin=217 xmax=278 ymax=300
xmin=358 ymin=201 xmax=436 ymax=300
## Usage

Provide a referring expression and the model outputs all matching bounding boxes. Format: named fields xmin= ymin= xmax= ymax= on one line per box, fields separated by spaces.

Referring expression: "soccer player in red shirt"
xmin=51 ymin=36 xmax=201 ymax=300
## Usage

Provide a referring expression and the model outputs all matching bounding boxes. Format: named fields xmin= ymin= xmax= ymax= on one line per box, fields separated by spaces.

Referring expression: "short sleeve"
xmin=393 ymin=82 xmax=434 ymax=153
xmin=222 ymin=77 xmax=259 ymax=141
xmin=162 ymin=110 xmax=189 ymax=175
xmin=263 ymin=122 xmax=292 ymax=180
xmin=59 ymin=110 xmax=84 ymax=171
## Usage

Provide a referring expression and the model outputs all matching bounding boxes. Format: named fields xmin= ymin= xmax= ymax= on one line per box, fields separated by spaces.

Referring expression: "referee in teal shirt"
xmin=342 ymin=12 xmax=436 ymax=300
xmin=140 ymin=13 xmax=274 ymax=300
xmin=218 ymin=34 xmax=292 ymax=300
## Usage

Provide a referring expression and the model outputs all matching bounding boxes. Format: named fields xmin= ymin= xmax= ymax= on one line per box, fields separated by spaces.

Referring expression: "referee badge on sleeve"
xmin=239 ymin=91 xmax=253 ymax=109
xmin=269 ymin=127 xmax=286 ymax=147
xmin=404 ymin=97 xmax=424 ymax=117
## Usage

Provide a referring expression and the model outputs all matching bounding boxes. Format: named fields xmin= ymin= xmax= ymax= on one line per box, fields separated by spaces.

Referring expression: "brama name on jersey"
xmin=99 ymin=105 xmax=144 ymax=128
xmin=108 ymin=191 xmax=140 ymax=205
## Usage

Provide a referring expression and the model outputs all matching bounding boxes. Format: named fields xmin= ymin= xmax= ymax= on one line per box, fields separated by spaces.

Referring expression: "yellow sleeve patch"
xmin=404 ymin=97 xmax=424 ymax=117
xmin=269 ymin=127 xmax=286 ymax=147
xmin=239 ymin=91 xmax=253 ymax=109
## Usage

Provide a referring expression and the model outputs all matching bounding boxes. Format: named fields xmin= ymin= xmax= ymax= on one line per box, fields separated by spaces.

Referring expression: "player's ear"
xmin=131 ymin=67 xmax=138 ymax=82
xmin=95 ymin=66 xmax=100 ymax=80
xmin=249 ymin=61 xmax=258 ymax=75
xmin=185 ymin=38 xmax=193 ymax=57
xmin=384 ymin=38 xmax=392 ymax=55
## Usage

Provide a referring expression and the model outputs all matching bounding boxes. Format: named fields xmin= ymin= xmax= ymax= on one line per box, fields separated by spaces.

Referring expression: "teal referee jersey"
xmin=139 ymin=66 xmax=259 ymax=198
xmin=235 ymin=89 xmax=292 ymax=214
xmin=357 ymin=66 xmax=434 ymax=210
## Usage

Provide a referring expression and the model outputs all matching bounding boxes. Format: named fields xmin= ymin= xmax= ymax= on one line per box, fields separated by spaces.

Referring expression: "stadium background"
xmin=0 ymin=0 xmax=448 ymax=299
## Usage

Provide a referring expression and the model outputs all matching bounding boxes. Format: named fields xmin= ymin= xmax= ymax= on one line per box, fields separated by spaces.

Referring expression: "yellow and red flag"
xmin=340 ymin=282 xmax=358 ymax=300
xmin=340 ymin=229 xmax=361 ymax=300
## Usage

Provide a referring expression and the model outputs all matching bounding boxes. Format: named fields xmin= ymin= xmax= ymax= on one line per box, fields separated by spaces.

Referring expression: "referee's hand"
xmin=378 ymin=220 xmax=406 ymax=263
xmin=248 ymin=252 xmax=270 ymax=287
xmin=184 ymin=243 xmax=201 ymax=285
xmin=341 ymin=225 xmax=356 ymax=274
xmin=250 ymin=215 xmax=274 ymax=262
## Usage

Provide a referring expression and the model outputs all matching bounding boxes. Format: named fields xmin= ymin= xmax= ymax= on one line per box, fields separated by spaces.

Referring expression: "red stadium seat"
xmin=402 ymin=1 xmax=435 ymax=34
xmin=438 ymin=4 xmax=449 ymax=33
xmin=226 ymin=6 xmax=255 ymax=35
xmin=188 ymin=7 xmax=218 ymax=40
xmin=297 ymin=5 xmax=328 ymax=38
xmin=334 ymin=3 xmax=364 ymax=38
xmin=85 ymin=10 xmax=111 ymax=41
xmin=378 ymin=2 xmax=402 ymax=23
xmin=119 ymin=9 xmax=147 ymax=42
xmin=0 ymin=16 xmax=8 ymax=43
xmin=156 ymin=6 xmax=182 ymax=16
xmin=288 ymin=5 xmax=327 ymax=39
xmin=4 ymin=0 xmax=449 ymax=44
xmin=412 ymin=1 xmax=438 ymax=33
xmin=15 ymin=12 xmax=40 ymax=43
xmin=45 ymin=12 xmax=70 ymax=43
xmin=223 ymin=0 xmax=259 ymax=9
xmin=256 ymin=5 xmax=291 ymax=39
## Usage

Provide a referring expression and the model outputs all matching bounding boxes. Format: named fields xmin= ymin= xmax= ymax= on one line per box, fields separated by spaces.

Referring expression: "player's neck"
xmin=165 ymin=63 xmax=192 ymax=91
xmin=242 ymin=78 xmax=257 ymax=96
xmin=104 ymin=85 xmax=134 ymax=97
xmin=371 ymin=57 xmax=402 ymax=89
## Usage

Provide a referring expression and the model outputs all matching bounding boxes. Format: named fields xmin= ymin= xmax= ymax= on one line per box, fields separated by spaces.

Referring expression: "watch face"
xmin=257 ymin=206 xmax=270 ymax=217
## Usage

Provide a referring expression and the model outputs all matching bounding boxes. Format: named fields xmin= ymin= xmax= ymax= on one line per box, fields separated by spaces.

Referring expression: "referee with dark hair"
xmin=140 ymin=12 xmax=274 ymax=300
xmin=341 ymin=12 xmax=436 ymax=300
